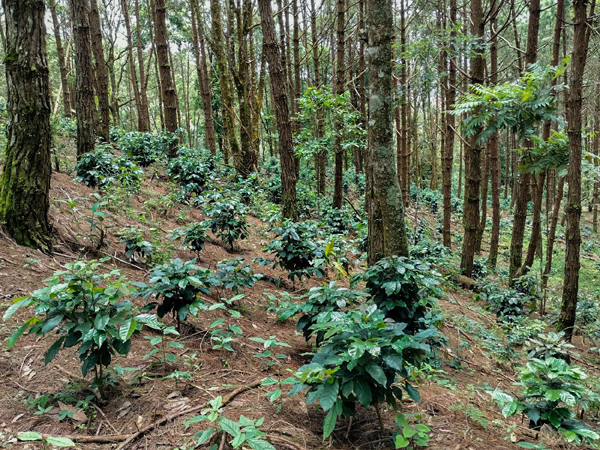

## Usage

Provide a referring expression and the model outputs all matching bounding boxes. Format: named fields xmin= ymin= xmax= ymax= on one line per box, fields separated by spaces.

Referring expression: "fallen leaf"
xmin=12 ymin=414 xmax=24 ymax=423
xmin=58 ymin=401 xmax=87 ymax=422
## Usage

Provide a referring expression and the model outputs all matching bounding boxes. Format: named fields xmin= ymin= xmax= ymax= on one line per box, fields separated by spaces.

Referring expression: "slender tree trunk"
xmin=258 ymin=0 xmax=298 ymax=220
xmin=399 ymin=0 xmax=409 ymax=204
xmin=49 ymin=0 xmax=71 ymax=117
xmin=152 ymin=0 xmax=178 ymax=156
xmin=70 ymin=0 xmax=96 ymax=157
xmin=134 ymin=0 xmax=150 ymax=131
xmin=558 ymin=0 xmax=595 ymax=341
xmin=120 ymin=0 xmax=145 ymax=131
xmin=89 ymin=0 xmax=110 ymax=142
xmin=332 ymin=0 xmax=345 ymax=209
xmin=0 ymin=0 xmax=52 ymax=252
xmin=459 ymin=0 xmax=485 ymax=277
xmin=310 ymin=0 xmax=326 ymax=195
xmin=593 ymin=83 xmax=599 ymax=233
xmin=190 ymin=0 xmax=217 ymax=155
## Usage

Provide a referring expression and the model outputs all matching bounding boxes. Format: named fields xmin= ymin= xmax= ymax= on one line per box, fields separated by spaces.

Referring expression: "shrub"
xmin=119 ymin=131 xmax=176 ymax=166
xmin=476 ymin=281 xmax=527 ymax=322
xmin=167 ymin=147 xmax=215 ymax=198
xmin=203 ymin=194 xmax=249 ymax=250
xmin=274 ymin=281 xmax=369 ymax=343
xmin=292 ymin=305 xmax=440 ymax=439
xmin=526 ymin=331 xmax=575 ymax=363
xmin=490 ymin=358 xmax=599 ymax=444
xmin=76 ymin=145 xmax=143 ymax=190
xmin=266 ymin=220 xmax=323 ymax=282
xmin=137 ymin=258 xmax=215 ymax=330
xmin=116 ymin=226 xmax=153 ymax=261
xmin=353 ymin=256 xmax=441 ymax=333
xmin=471 ymin=257 xmax=488 ymax=279
xmin=215 ymin=258 xmax=261 ymax=294
xmin=181 ymin=222 xmax=209 ymax=257
xmin=3 ymin=259 xmax=139 ymax=397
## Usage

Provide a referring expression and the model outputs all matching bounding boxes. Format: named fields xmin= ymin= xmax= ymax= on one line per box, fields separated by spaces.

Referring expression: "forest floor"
xmin=1 ymin=154 xmax=599 ymax=450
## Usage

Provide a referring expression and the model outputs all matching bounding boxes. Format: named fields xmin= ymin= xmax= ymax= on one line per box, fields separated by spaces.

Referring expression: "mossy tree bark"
xmin=557 ymin=0 xmax=595 ymax=341
xmin=0 ymin=0 xmax=53 ymax=252
xmin=89 ymin=0 xmax=110 ymax=142
xmin=48 ymin=0 xmax=71 ymax=118
xmin=70 ymin=0 xmax=97 ymax=158
xmin=332 ymin=0 xmax=345 ymax=209
xmin=258 ymin=0 xmax=298 ymax=220
xmin=365 ymin=0 xmax=409 ymax=263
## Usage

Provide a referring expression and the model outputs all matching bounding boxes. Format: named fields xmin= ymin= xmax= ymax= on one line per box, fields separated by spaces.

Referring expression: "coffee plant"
xmin=203 ymin=194 xmax=249 ymax=250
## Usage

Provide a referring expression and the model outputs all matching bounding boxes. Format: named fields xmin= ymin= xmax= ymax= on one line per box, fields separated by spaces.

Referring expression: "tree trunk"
xmin=557 ymin=0 xmax=595 ymax=341
xmin=332 ymin=0 xmax=345 ymax=209
xmin=120 ymin=0 xmax=145 ymax=131
xmin=593 ymin=83 xmax=599 ymax=233
xmin=152 ymin=0 xmax=178 ymax=157
xmin=310 ymin=0 xmax=326 ymax=194
xmin=134 ymin=0 xmax=150 ymax=131
xmin=0 ymin=0 xmax=52 ymax=252
xmin=459 ymin=0 xmax=485 ymax=277
xmin=89 ymin=0 xmax=110 ymax=142
xmin=258 ymin=0 xmax=298 ymax=220
xmin=366 ymin=0 xmax=409 ymax=263
xmin=190 ymin=0 xmax=217 ymax=155
xmin=49 ymin=0 xmax=71 ymax=117
xmin=70 ymin=0 xmax=96 ymax=157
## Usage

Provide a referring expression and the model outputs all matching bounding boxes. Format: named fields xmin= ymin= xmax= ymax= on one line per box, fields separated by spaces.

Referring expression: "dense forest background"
xmin=0 ymin=0 xmax=600 ymax=448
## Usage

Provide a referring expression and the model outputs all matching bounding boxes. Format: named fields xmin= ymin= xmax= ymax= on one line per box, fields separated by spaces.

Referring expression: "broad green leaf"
xmin=354 ymin=379 xmax=372 ymax=407
xmin=404 ymin=383 xmax=420 ymax=403
xmin=365 ymin=362 xmax=387 ymax=386
xmin=45 ymin=436 xmax=76 ymax=447
xmin=7 ymin=320 xmax=32 ymax=349
xmin=323 ymin=405 xmax=338 ymax=439
xmin=395 ymin=435 xmax=410 ymax=448
xmin=194 ymin=427 xmax=213 ymax=445
xmin=45 ymin=336 xmax=65 ymax=365
xmin=18 ymin=432 xmax=43 ymax=441
xmin=41 ymin=314 xmax=64 ymax=334
xmin=3 ymin=296 xmax=30 ymax=320
xmin=247 ymin=438 xmax=277 ymax=450
xmin=119 ymin=319 xmax=136 ymax=341
xmin=319 ymin=380 xmax=339 ymax=411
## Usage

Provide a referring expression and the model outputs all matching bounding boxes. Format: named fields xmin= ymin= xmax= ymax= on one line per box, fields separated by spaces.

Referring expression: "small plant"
xmin=471 ymin=257 xmax=489 ymax=279
xmin=215 ymin=258 xmax=261 ymax=294
xmin=489 ymin=357 xmax=599 ymax=444
xmin=354 ymin=256 xmax=441 ymax=334
xmin=394 ymin=413 xmax=431 ymax=448
xmin=167 ymin=147 xmax=215 ymax=198
xmin=116 ymin=226 xmax=153 ymax=261
xmin=183 ymin=396 xmax=276 ymax=450
xmin=119 ymin=131 xmax=176 ymax=166
xmin=137 ymin=258 xmax=214 ymax=330
xmin=250 ymin=335 xmax=291 ymax=366
xmin=273 ymin=281 xmax=368 ymax=343
xmin=292 ymin=305 xmax=439 ymax=438
xmin=18 ymin=432 xmax=75 ymax=448
xmin=84 ymin=194 xmax=114 ymax=250
xmin=203 ymin=194 xmax=249 ymax=250
xmin=75 ymin=145 xmax=117 ymax=188
xmin=209 ymin=318 xmax=243 ymax=352
xmin=143 ymin=325 xmax=183 ymax=367
xmin=4 ymin=259 xmax=139 ymax=397
xmin=475 ymin=281 xmax=526 ymax=322
xmin=526 ymin=331 xmax=575 ymax=363
xmin=266 ymin=220 xmax=323 ymax=282
xmin=182 ymin=222 xmax=209 ymax=257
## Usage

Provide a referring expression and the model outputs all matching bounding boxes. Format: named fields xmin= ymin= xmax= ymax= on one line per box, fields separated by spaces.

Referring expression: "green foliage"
xmin=273 ymin=281 xmax=369 ymax=343
xmin=210 ymin=318 xmax=243 ymax=352
xmin=203 ymin=193 xmax=249 ymax=250
xmin=475 ymin=281 xmax=527 ymax=322
xmin=184 ymin=396 xmax=276 ymax=450
xmin=452 ymin=61 xmax=566 ymax=143
xmin=525 ymin=331 xmax=575 ymax=362
xmin=250 ymin=335 xmax=291 ymax=366
xmin=18 ymin=432 xmax=75 ymax=448
xmin=137 ymin=258 xmax=214 ymax=329
xmin=172 ymin=222 xmax=209 ymax=257
xmin=116 ymin=226 xmax=153 ymax=261
xmin=215 ymin=258 xmax=261 ymax=294
xmin=4 ymin=259 xmax=139 ymax=394
xmin=266 ymin=220 xmax=323 ymax=282
xmin=489 ymin=358 xmax=599 ymax=444
xmin=353 ymin=256 xmax=441 ymax=333
xmin=143 ymin=325 xmax=183 ymax=367
xmin=292 ymin=305 xmax=439 ymax=439
xmin=394 ymin=413 xmax=431 ymax=448
xmin=75 ymin=145 xmax=144 ymax=190
xmin=471 ymin=258 xmax=488 ymax=280
xmin=119 ymin=131 xmax=177 ymax=166
xmin=167 ymin=147 xmax=216 ymax=199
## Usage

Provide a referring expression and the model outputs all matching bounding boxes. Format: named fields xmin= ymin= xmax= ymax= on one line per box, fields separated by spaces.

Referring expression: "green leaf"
xmin=502 ymin=401 xmax=519 ymax=418
xmin=323 ymin=405 xmax=338 ymax=439
xmin=395 ymin=435 xmax=410 ymax=448
xmin=405 ymin=383 xmax=420 ymax=403
xmin=365 ymin=362 xmax=387 ymax=386
xmin=41 ymin=314 xmax=64 ymax=334
xmin=195 ymin=427 xmax=213 ymax=445
xmin=247 ymin=438 xmax=277 ymax=450
xmin=354 ymin=379 xmax=372 ymax=407
xmin=319 ymin=380 xmax=339 ymax=411
xmin=94 ymin=314 xmax=110 ymax=331
xmin=7 ymin=320 xmax=32 ymax=349
xmin=45 ymin=436 xmax=76 ymax=447
xmin=119 ymin=319 xmax=136 ymax=341
xmin=45 ymin=336 xmax=65 ymax=365
xmin=18 ymin=432 xmax=43 ymax=441
xmin=3 ymin=296 xmax=30 ymax=320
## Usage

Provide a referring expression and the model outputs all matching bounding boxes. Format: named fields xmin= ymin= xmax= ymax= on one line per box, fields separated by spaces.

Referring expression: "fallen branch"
xmin=115 ymin=379 xmax=263 ymax=450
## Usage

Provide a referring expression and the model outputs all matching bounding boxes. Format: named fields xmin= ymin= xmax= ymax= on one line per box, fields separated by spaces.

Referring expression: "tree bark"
xmin=366 ymin=0 xmax=409 ymax=263
xmin=134 ymin=0 xmax=151 ymax=131
xmin=332 ymin=0 xmax=345 ymax=209
xmin=152 ymin=0 xmax=178 ymax=156
xmin=557 ymin=0 xmax=595 ymax=341
xmin=49 ymin=0 xmax=71 ymax=118
xmin=70 ymin=0 xmax=96 ymax=157
xmin=258 ymin=0 xmax=298 ymax=220
xmin=0 ymin=0 xmax=52 ymax=252
xmin=89 ymin=0 xmax=110 ymax=142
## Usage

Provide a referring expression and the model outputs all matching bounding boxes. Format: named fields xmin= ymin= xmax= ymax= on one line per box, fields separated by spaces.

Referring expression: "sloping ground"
xmin=0 ymin=167 xmax=598 ymax=450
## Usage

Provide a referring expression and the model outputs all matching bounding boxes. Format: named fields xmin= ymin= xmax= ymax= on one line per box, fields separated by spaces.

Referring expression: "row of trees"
xmin=0 ymin=0 xmax=598 ymax=340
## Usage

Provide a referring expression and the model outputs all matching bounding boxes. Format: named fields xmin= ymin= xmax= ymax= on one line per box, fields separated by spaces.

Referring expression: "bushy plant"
xmin=4 ymin=259 xmax=139 ymax=396
xmin=203 ymin=194 xmax=249 ymax=250
xmin=476 ymin=281 xmax=527 ymax=322
xmin=137 ymin=258 xmax=215 ymax=330
xmin=119 ymin=131 xmax=176 ymax=166
xmin=266 ymin=220 xmax=323 ymax=282
xmin=353 ymin=256 xmax=441 ymax=333
xmin=167 ymin=147 xmax=216 ymax=198
xmin=490 ymin=358 xmax=599 ymax=444
xmin=75 ymin=145 xmax=117 ymax=188
xmin=526 ymin=331 xmax=575 ymax=363
xmin=215 ymin=258 xmax=260 ymax=294
xmin=180 ymin=222 xmax=209 ymax=257
xmin=274 ymin=281 xmax=369 ymax=343
xmin=116 ymin=226 xmax=153 ymax=261
xmin=471 ymin=257 xmax=489 ymax=279
xmin=292 ymin=305 xmax=440 ymax=439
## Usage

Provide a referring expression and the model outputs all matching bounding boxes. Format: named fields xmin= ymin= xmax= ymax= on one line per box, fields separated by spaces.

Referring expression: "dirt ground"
xmin=0 ymin=169 xmax=597 ymax=450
